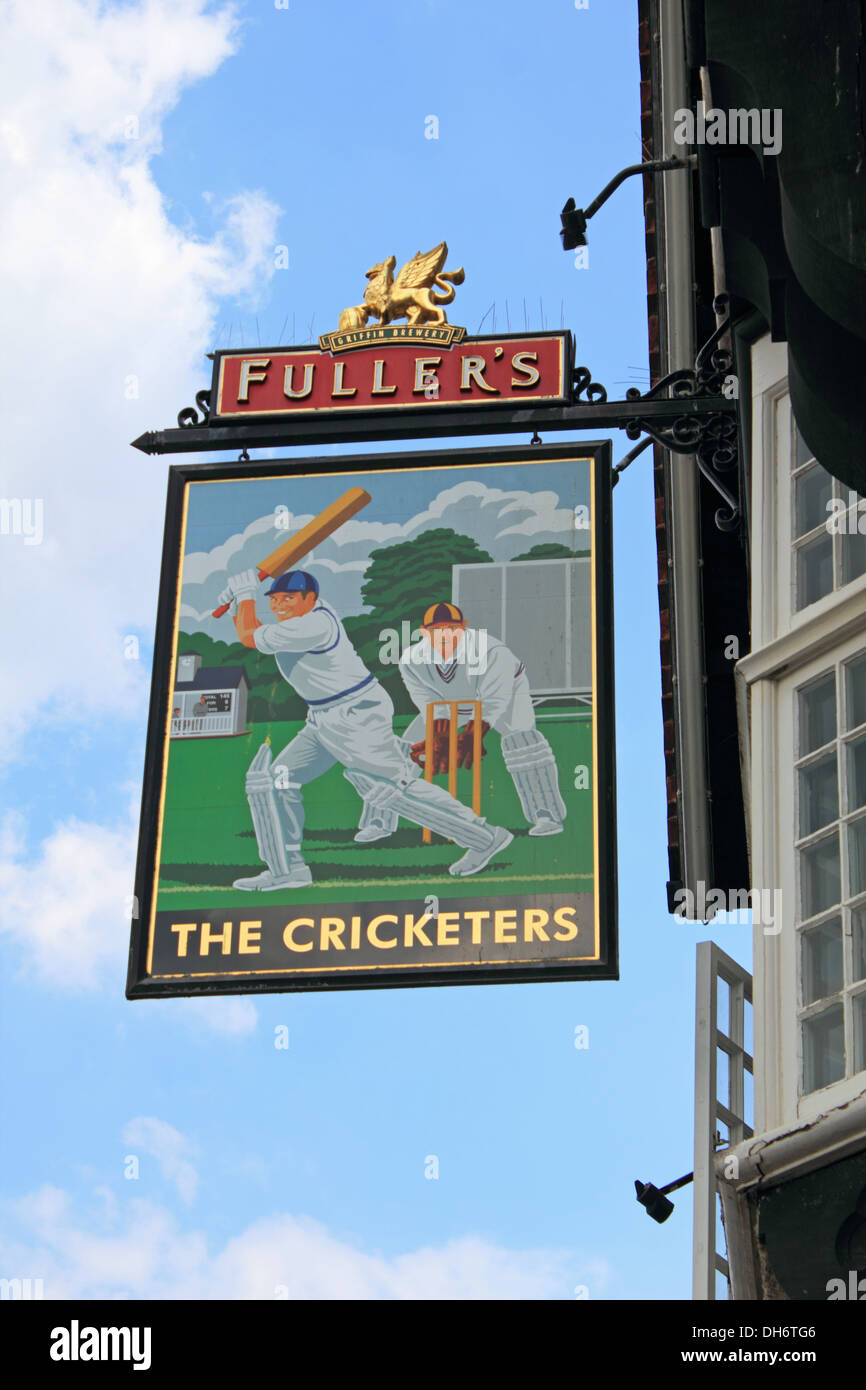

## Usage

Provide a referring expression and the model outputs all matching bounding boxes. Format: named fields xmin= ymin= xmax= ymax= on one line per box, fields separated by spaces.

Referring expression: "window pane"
xmin=717 ymin=1046 xmax=730 ymax=1107
xmin=794 ymin=466 xmax=832 ymax=538
xmin=800 ymin=832 xmax=840 ymax=918
xmin=854 ymin=905 xmax=866 ymax=983
xmin=846 ymin=653 xmax=866 ymax=731
xmin=854 ymin=993 xmax=866 ymax=1075
xmin=799 ymin=754 xmax=838 ymax=836
xmin=841 ymin=529 xmax=866 ymax=585
xmin=847 ymin=735 xmax=866 ymax=813
xmin=848 ymin=816 xmax=866 ymax=898
xmin=796 ymin=532 xmax=833 ymax=608
xmin=794 ymin=423 xmax=815 ymax=469
xmin=799 ymin=675 xmax=836 ymax=755
xmin=802 ymin=1004 xmax=845 ymax=1092
xmin=801 ymin=918 xmax=843 ymax=1003
xmin=717 ymin=978 xmax=729 ymax=1035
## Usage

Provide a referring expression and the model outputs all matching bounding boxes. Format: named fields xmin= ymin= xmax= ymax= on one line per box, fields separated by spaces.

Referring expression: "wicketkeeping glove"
xmin=409 ymin=719 xmax=452 ymax=775
xmin=456 ymin=719 xmax=490 ymax=769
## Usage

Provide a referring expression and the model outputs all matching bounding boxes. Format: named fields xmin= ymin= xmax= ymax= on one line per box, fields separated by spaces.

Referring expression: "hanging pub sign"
xmin=126 ymin=441 xmax=616 ymax=997
xmin=127 ymin=241 xmax=617 ymax=996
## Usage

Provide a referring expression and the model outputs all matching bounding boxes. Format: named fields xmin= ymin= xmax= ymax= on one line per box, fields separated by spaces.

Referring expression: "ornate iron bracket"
xmin=573 ymin=365 xmax=608 ymax=404
xmin=178 ymin=390 xmax=211 ymax=428
xmin=622 ymin=296 xmax=740 ymax=532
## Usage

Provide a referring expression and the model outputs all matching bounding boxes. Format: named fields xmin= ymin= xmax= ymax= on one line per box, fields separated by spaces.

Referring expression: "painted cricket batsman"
xmin=355 ymin=601 xmax=568 ymax=844
xmin=216 ymin=574 xmax=513 ymax=890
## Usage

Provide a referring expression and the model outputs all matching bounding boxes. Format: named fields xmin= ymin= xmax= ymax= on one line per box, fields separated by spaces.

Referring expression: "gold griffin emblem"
xmin=319 ymin=241 xmax=466 ymax=353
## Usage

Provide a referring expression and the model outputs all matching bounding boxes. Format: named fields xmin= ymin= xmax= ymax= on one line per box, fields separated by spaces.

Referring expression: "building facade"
xmin=640 ymin=0 xmax=866 ymax=1298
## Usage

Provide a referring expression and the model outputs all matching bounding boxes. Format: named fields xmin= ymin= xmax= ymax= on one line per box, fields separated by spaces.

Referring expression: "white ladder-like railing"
xmin=693 ymin=941 xmax=754 ymax=1299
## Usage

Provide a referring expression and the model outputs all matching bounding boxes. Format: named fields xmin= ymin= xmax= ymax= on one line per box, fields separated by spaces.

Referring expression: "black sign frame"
xmin=126 ymin=440 xmax=617 ymax=998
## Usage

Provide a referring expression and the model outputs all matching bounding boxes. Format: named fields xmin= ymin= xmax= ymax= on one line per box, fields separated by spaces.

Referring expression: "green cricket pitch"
xmin=155 ymin=710 xmax=594 ymax=909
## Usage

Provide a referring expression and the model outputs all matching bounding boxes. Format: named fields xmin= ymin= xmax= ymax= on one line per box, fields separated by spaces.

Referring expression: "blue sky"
xmin=0 ymin=0 xmax=752 ymax=1300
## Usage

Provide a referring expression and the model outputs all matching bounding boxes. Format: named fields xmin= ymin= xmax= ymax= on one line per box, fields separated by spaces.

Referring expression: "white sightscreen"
xmin=452 ymin=557 xmax=591 ymax=696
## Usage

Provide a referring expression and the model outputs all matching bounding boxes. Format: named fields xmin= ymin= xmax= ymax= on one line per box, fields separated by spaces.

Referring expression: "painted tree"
xmin=510 ymin=542 xmax=587 ymax=561
xmin=360 ymin=528 xmax=494 ymax=625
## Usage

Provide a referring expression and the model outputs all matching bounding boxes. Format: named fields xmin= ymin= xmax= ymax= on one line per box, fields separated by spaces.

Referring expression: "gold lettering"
xmin=494 ymin=909 xmax=517 ymax=943
xmin=524 ymin=909 xmax=550 ymax=942
xmin=283 ymin=918 xmax=314 ymax=952
xmin=465 ymin=910 xmax=489 ymax=944
xmin=371 ymin=359 xmax=397 ymax=395
xmin=200 ymin=921 xmax=232 ymax=955
xmin=368 ymin=914 xmax=399 ymax=949
xmin=283 ymin=362 xmax=314 ymax=398
xmin=553 ymin=906 xmax=579 ymax=941
xmin=404 ymin=913 xmax=433 ymax=947
xmin=320 ymin=917 xmax=346 ymax=950
xmin=331 ymin=361 xmax=357 ymax=396
xmin=436 ymin=912 xmax=460 ymax=946
xmin=170 ymin=923 xmax=197 ymax=957
xmin=237 ymin=358 xmax=270 ymax=402
xmin=238 ymin=920 xmax=262 ymax=954
xmin=413 ymin=355 xmax=442 ymax=393
xmin=511 ymin=351 xmax=540 ymax=388
xmin=460 ymin=355 xmax=499 ymax=394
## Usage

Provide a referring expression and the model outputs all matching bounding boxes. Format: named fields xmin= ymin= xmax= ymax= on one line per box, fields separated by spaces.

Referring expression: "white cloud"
xmin=121 ymin=1118 xmax=199 ymax=1205
xmin=0 ymin=0 xmax=280 ymax=762
xmin=0 ymin=812 xmax=258 ymax=1034
xmin=180 ymin=480 xmax=580 ymax=641
xmin=0 ymin=813 xmax=136 ymax=991
xmin=183 ymin=511 xmax=283 ymax=586
xmin=171 ymin=995 xmax=259 ymax=1038
xmin=0 ymin=1183 xmax=609 ymax=1300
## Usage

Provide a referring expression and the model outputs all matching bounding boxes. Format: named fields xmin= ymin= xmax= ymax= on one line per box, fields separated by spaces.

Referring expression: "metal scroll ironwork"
xmin=573 ymin=365 xmax=608 ymax=404
xmin=623 ymin=295 xmax=740 ymax=532
xmin=178 ymin=390 xmax=211 ymax=428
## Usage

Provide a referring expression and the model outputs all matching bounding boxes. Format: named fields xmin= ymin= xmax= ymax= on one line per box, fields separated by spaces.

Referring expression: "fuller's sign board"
xmin=126 ymin=442 xmax=616 ymax=997
xmin=211 ymin=331 xmax=570 ymax=421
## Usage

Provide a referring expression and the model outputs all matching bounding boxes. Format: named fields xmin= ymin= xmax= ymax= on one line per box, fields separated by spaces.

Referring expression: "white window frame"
xmin=778 ymin=636 xmax=866 ymax=1123
xmin=740 ymin=334 xmax=866 ymax=1133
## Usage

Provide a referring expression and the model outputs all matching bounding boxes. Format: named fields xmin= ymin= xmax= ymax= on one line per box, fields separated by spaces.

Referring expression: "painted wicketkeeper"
xmin=355 ymin=601 xmax=568 ymax=843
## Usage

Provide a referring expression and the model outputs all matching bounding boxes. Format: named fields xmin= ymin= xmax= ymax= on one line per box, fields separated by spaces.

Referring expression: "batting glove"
xmin=226 ymin=568 xmax=260 ymax=602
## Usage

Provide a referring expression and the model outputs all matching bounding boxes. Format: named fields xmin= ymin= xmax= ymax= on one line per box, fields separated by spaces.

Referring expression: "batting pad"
xmin=344 ymin=769 xmax=494 ymax=850
xmin=244 ymin=743 xmax=294 ymax=876
xmin=356 ymin=797 xmax=398 ymax=834
xmin=351 ymin=737 xmax=416 ymax=834
xmin=501 ymin=730 xmax=568 ymax=825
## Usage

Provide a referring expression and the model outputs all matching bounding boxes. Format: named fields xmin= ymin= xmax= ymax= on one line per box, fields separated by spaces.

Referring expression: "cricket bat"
xmin=212 ymin=486 xmax=372 ymax=617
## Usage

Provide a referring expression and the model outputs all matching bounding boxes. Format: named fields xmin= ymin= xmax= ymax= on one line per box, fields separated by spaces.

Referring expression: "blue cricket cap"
xmin=265 ymin=570 xmax=319 ymax=597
